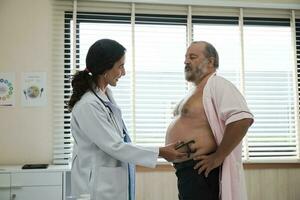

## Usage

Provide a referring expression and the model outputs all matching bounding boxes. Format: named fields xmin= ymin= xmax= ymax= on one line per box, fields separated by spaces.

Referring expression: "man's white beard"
xmin=185 ymin=63 xmax=207 ymax=82
xmin=184 ymin=70 xmax=193 ymax=81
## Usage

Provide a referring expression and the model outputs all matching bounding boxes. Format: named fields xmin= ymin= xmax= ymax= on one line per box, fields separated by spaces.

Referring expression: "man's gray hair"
xmin=192 ymin=41 xmax=219 ymax=69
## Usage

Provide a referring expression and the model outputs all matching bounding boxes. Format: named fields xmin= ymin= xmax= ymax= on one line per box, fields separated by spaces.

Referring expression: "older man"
xmin=165 ymin=41 xmax=254 ymax=200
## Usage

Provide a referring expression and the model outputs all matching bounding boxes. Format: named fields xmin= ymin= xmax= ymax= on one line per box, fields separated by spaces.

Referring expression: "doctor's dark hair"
xmin=67 ymin=39 xmax=126 ymax=112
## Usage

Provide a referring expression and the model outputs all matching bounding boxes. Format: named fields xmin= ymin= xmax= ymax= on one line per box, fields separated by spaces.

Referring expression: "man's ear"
xmin=208 ymin=57 xmax=215 ymax=68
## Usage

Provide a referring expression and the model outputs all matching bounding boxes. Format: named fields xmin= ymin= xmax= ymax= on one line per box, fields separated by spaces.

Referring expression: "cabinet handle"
xmin=11 ymin=194 xmax=16 ymax=200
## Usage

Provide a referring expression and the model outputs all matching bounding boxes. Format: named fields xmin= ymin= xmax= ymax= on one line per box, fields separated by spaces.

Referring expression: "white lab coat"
xmin=71 ymin=87 xmax=159 ymax=200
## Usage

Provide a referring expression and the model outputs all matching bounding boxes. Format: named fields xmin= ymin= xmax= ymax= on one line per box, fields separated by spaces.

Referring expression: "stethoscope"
xmin=91 ymin=89 xmax=113 ymax=112
xmin=91 ymin=89 xmax=124 ymax=135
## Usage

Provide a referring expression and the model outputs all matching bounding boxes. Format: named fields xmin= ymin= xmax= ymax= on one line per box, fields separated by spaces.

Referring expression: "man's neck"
xmin=194 ymin=72 xmax=215 ymax=88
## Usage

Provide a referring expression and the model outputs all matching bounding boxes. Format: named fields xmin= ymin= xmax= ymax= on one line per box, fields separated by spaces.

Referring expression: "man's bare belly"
xmin=166 ymin=116 xmax=217 ymax=163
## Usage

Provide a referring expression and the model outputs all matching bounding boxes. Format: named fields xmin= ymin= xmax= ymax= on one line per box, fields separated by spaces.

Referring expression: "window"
xmin=192 ymin=16 xmax=241 ymax=85
xmin=134 ymin=14 xmax=187 ymax=146
xmin=192 ymin=15 xmax=298 ymax=160
xmin=52 ymin=1 xmax=300 ymax=164
xmin=67 ymin=12 xmax=188 ymax=148
xmin=243 ymin=18 xmax=297 ymax=160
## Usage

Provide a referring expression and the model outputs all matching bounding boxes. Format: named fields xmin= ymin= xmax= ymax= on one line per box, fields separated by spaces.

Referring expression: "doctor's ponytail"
xmin=67 ymin=70 xmax=95 ymax=112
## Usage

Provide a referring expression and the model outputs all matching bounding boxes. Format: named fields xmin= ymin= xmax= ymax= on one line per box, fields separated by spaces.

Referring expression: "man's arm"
xmin=193 ymin=118 xmax=253 ymax=177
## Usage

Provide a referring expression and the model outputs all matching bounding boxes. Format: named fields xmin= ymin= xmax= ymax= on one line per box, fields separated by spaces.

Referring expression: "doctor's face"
xmin=105 ymin=55 xmax=126 ymax=87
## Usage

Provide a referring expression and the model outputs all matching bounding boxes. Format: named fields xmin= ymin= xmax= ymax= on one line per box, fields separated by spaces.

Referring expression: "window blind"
xmin=192 ymin=9 xmax=298 ymax=161
xmin=76 ymin=11 xmax=134 ymax=137
xmin=134 ymin=14 xmax=187 ymax=146
xmin=192 ymin=15 xmax=240 ymax=85
xmin=295 ymin=10 xmax=300 ymax=159
xmin=52 ymin=0 xmax=300 ymax=164
xmin=191 ymin=14 xmax=245 ymax=158
xmin=243 ymin=17 xmax=297 ymax=160
xmin=52 ymin=0 xmax=74 ymax=164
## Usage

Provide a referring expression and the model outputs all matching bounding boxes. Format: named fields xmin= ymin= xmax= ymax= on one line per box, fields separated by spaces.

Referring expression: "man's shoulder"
xmin=208 ymin=74 xmax=233 ymax=86
xmin=205 ymin=74 xmax=241 ymax=97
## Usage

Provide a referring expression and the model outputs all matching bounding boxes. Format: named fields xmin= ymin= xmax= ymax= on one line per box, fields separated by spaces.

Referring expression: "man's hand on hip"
xmin=193 ymin=152 xmax=223 ymax=177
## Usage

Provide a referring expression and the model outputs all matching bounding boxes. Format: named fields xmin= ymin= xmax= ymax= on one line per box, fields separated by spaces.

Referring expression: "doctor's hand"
xmin=159 ymin=142 xmax=188 ymax=162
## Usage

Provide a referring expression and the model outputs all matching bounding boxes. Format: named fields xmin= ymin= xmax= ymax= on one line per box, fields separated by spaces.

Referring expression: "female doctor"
xmin=68 ymin=39 xmax=186 ymax=200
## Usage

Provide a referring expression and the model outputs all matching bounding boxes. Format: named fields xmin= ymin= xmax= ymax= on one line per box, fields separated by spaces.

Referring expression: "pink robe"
xmin=203 ymin=73 xmax=254 ymax=200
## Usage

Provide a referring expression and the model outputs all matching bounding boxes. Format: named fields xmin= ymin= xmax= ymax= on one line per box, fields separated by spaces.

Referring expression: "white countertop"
xmin=0 ymin=165 xmax=71 ymax=173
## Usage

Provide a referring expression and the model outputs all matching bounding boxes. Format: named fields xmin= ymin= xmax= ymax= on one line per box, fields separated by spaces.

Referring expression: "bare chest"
xmin=179 ymin=88 xmax=208 ymax=121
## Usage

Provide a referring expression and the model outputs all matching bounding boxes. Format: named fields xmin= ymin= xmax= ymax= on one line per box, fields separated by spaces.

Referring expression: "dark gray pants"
xmin=174 ymin=159 xmax=220 ymax=200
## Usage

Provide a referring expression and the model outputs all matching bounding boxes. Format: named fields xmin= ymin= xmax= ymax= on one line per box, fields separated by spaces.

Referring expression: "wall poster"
xmin=0 ymin=72 xmax=15 ymax=107
xmin=21 ymin=72 xmax=47 ymax=107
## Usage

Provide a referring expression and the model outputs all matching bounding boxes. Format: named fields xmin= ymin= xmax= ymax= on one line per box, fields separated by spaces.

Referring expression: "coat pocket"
xmin=92 ymin=166 xmax=127 ymax=200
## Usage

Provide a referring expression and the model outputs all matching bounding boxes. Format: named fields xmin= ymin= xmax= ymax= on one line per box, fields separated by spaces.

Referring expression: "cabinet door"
xmin=11 ymin=186 xmax=62 ymax=200
xmin=0 ymin=188 xmax=10 ymax=200
xmin=0 ymin=174 xmax=10 ymax=200
xmin=11 ymin=172 xmax=62 ymax=200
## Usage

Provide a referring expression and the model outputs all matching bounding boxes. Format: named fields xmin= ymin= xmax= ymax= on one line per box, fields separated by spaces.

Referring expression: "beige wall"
xmin=0 ymin=0 xmax=52 ymax=165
